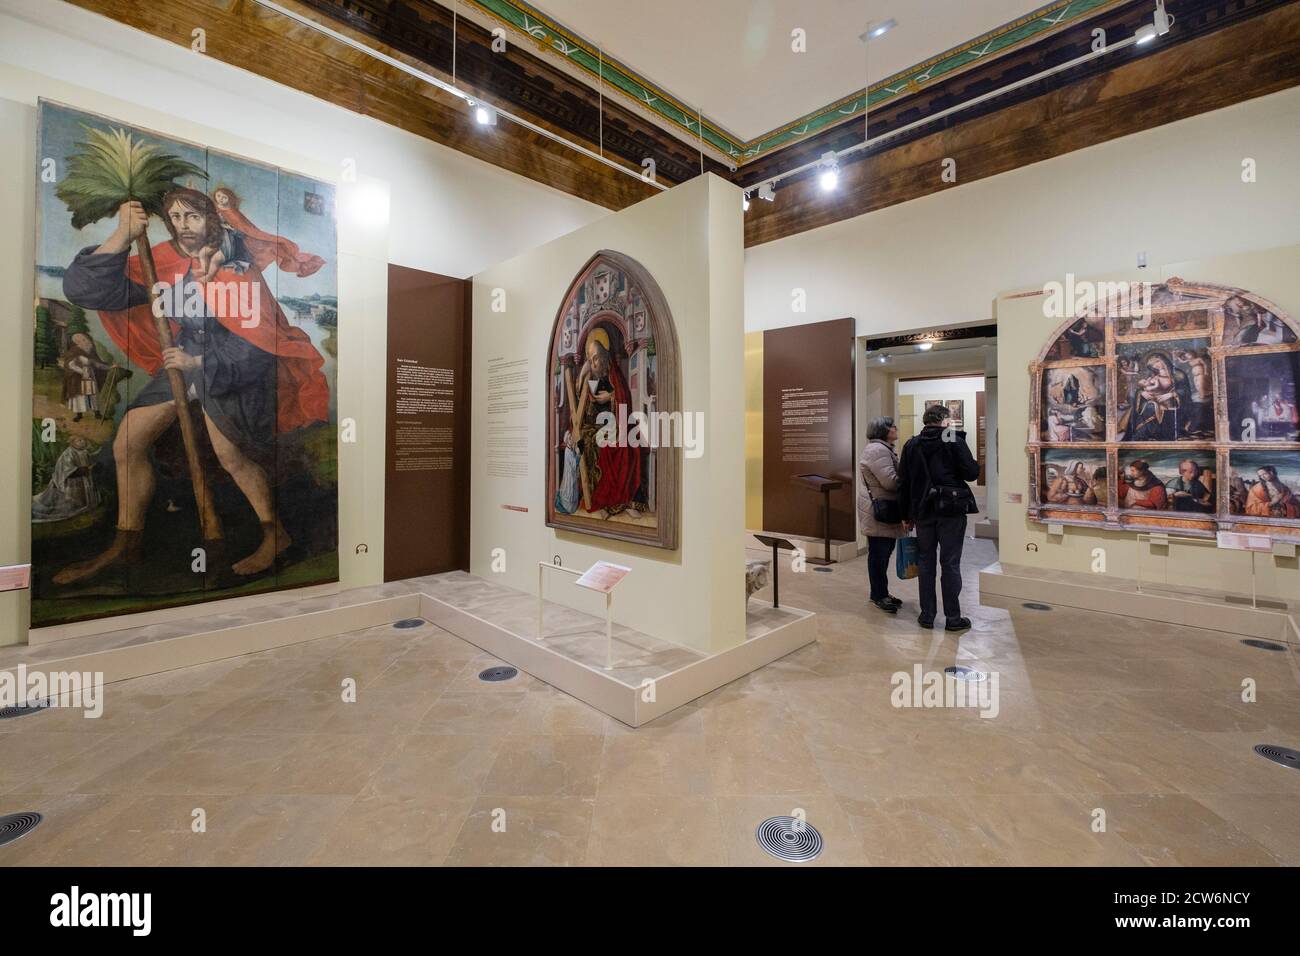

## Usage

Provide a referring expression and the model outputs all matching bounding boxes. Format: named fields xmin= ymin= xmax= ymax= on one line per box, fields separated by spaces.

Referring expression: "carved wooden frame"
xmin=1026 ymin=278 xmax=1300 ymax=541
xmin=544 ymin=250 xmax=681 ymax=550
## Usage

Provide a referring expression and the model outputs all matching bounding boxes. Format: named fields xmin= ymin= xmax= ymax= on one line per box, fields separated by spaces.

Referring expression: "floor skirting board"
xmin=980 ymin=561 xmax=1298 ymax=644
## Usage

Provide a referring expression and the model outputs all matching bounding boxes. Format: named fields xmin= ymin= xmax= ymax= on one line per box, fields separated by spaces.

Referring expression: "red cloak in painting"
xmin=589 ymin=362 xmax=642 ymax=511
xmin=95 ymin=240 xmax=329 ymax=433
xmin=218 ymin=206 xmax=326 ymax=278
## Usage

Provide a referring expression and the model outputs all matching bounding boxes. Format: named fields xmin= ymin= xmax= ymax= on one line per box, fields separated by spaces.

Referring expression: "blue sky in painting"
xmin=37 ymin=102 xmax=336 ymax=301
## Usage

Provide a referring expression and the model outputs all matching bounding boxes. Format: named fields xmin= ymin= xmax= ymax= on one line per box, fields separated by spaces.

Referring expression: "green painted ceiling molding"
xmin=466 ymin=0 xmax=1126 ymax=164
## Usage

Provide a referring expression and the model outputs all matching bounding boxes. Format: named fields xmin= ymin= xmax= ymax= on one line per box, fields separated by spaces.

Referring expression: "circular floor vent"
xmin=1241 ymin=639 xmax=1287 ymax=652
xmin=0 ymin=811 xmax=43 ymax=847
xmin=1021 ymin=602 xmax=1052 ymax=611
xmin=755 ymin=816 xmax=823 ymax=863
xmin=0 ymin=700 xmax=50 ymax=721
xmin=1253 ymin=744 xmax=1300 ymax=771
xmin=478 ymin=666 xmax=518 ymax=683
xmin=943 ymin=665 xmax=988 ymax=683
xmin=393 ymin=619 xmax=425 ymax=629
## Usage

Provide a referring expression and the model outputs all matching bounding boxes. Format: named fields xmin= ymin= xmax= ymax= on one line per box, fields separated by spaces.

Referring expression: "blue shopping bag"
xmin=895 ymin=535 xmax=920 ymax=580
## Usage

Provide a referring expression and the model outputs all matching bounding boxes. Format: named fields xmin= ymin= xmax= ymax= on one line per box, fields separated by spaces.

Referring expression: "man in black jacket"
xmin=897 ymin=405 xmax=980 ymax=630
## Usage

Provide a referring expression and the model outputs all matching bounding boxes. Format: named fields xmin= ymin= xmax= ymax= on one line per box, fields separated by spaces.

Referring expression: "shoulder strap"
xmin=916 ymin=440 xmax=934 ymax=486
xmin=863 ymin=442 xmax=880 ymax=502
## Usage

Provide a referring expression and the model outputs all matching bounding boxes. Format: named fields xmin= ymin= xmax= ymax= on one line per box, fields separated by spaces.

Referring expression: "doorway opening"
xmin=858 ymin=324 xmax=998 ymax=541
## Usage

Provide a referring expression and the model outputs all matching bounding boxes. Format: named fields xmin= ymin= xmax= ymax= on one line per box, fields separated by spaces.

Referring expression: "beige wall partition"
xmin=471 ymin=174 xmax=748 ymax=654
xmin=997 ymin=244 xmax=1300 ymax=603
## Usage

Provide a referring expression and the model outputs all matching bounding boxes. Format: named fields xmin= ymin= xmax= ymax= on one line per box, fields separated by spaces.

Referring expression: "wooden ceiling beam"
xmin=743 ymin=0 xmax=1300 ymax=246
xmin=64 ymin=0 xmax=661 ymax=210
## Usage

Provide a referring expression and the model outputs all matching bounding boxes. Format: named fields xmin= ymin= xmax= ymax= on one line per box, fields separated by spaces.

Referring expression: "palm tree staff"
xmin=52 ymin=127 xmax=221 ymax=572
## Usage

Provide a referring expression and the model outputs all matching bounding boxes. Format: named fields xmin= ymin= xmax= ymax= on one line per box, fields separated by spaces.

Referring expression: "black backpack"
xmin=915 ymin=440 xmax=978 ymax=518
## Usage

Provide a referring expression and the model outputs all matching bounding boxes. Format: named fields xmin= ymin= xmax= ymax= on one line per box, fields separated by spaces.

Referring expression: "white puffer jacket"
xmin=858 ymin=439 xmax=906 ymax=539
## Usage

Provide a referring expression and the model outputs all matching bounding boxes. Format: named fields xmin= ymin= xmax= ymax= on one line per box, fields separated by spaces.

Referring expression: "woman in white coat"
xmin=858 ymin=416 xmax=909 ymax=613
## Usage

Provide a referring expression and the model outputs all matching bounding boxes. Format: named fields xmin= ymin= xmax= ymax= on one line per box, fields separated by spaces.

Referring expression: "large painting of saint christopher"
xmin=31 ymin=102 xmax=339 ymax=626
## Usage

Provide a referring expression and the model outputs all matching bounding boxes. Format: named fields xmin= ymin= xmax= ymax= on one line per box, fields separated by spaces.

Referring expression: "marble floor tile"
xmin=444 ymin=796 xmax=595 ymax=866
xmin=585 ymin=794 xmax=724 ymax=867
xmin=4 ymin=536 xmax=1295 ymax=866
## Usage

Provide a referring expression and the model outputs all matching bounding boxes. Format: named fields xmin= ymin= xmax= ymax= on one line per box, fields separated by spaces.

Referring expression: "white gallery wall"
xmin=744 ymin=86 xmax=1300 ymax=338
xmin=471 ymin=174 xmax=747 ymax=653
xmin=0 ymin=0 xmax=606 ymax=644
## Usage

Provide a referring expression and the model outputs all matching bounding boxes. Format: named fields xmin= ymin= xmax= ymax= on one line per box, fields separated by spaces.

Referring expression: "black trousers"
xmin=866 ymin=536 xmax=897 ymax=601
xmin=915 ymin=515 xmax=967 ymax=620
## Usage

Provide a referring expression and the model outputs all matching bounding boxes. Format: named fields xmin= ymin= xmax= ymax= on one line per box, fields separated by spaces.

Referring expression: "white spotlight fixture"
xmin=859 ymin=18 xmax=897 ymax=43
xmin=1136 ymin=0 xmax=1172 ymax=44
xmin=914 ymin=341 xmax=934 ymax=352
xmin=742 ymin=191 xmax=751 ymax=212
xmin=877 ymin=353 xmax=892 ymax=365
xmin=757 ymin=182 xmax=776 ymax=203
xmin=469 ymin=99 xmax=497 ymax=126
xmin=1154 ymin=0 xmax=1172 ymax=35
xmin=818 ymin=151 xmax=840 ymax=192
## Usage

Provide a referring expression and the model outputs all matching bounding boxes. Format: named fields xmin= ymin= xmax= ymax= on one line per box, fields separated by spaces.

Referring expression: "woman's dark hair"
xmin=866 ymin=416 xmax=895 ymax=441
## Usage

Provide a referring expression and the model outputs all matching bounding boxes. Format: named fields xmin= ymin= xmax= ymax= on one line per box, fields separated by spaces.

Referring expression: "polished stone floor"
xmin=2 ymin=536 xmax=1298 ymax=866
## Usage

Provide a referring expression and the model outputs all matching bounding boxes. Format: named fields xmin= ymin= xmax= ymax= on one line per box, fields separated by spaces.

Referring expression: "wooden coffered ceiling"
xmin=64 ymin=0 xmax=1300 ymax=247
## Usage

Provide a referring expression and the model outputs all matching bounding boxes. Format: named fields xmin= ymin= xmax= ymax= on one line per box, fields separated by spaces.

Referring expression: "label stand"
xmin=537 ymin=560 xmax=631 ymax=670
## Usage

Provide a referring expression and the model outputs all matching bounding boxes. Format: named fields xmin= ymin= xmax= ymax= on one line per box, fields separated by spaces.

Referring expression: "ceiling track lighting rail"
xmin=250 ymin=0 xmax=668 ymax=191
xmin=743 ymin=7 xmax=1171 ymax=205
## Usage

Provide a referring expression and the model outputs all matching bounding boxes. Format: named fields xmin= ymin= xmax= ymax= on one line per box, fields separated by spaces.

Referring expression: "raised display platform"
xmin=2 ymin=572 xmax=816 ymax=727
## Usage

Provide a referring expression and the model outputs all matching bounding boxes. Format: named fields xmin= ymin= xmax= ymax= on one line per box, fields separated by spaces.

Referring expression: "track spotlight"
xmin=1136 ymin=0 xmax=1172 ymax=44
xmin=742 ymin=191 xmax=751 ymax=212
xmin=469 ymin=100 xmax=497 ymax=126
xmin=818 ymin=151 xmax=840 ymax=192
xmin=1154 ymin=0 xmax=1172 ymax=35
xmin=914 ymin=341 xmax=933 ymax=352
xmin=859 ymin=18 xmax=897 ymax=43
xmin=877 ymin=353 xmax=892 ymax=365
xmin=757 ymin=182 xmax=776 ymax=202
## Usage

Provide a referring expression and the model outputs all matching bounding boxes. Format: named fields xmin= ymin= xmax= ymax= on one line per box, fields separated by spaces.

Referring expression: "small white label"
xmin=0 ymin=565 xmax=31 ymax=592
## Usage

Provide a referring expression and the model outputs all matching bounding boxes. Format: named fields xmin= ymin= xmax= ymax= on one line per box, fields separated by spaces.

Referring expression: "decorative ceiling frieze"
xmin=465 ymin=0 xmax=1129 ymax=163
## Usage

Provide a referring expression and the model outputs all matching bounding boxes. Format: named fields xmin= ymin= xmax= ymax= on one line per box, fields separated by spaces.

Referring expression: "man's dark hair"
xmin=922 ymin=405 xmax=948 ymax=427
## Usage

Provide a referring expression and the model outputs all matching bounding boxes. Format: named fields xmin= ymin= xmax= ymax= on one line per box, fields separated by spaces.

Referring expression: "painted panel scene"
xmin=1045 ymin=315 xmax=1103 ymax=358
xmin=31 ymin=102 xmax=339 ymax=627
xmin=1117 ymin=450 xmax=1216 ymax=513
xmin=1228 ymin=451 xmax=1300 ymax=519
xmin=1225 ymin=352 xmax=1300 ymax=442
xmin=548 ymin=257 xmax=660 ymax=539
xmin=1042 ymin=365 xmax=1105 ymax=442
xmin=1041 ymin=449 xmax=1107 ymax=507
xmin=925 ymin=398 xmax=964 ymax=427
xmin=1224 ymin=295 xmax=1296 ymax=345
xmin=1116 ymin=338 xmax=1214 ymax=441
xmin=1115 ymin=307 xmax=1210 ymax=337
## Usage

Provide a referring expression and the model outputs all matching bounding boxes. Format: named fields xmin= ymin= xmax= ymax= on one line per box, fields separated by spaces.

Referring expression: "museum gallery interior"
xmin=1 ymin=0 xmax=1299 ymax=877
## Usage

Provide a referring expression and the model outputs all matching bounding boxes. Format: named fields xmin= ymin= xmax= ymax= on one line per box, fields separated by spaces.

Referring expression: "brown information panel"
xmin=762 ymin=317 xmax=856 ymax=542
xmin=384 ymin=265 xmax=470 ymax=581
